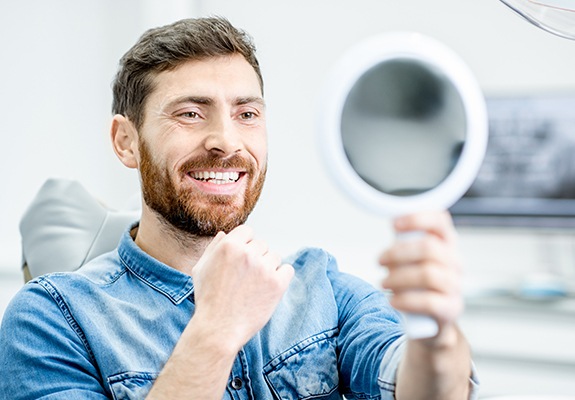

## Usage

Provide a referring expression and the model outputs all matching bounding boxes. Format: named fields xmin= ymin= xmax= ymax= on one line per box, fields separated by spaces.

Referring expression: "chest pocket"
xmin=108 ymin=371 xmax=158 ymax=400
xmin=263 ymin=328 xmax=342 ymax=400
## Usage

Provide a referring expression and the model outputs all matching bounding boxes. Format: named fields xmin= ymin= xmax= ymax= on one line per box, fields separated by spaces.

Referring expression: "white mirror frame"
xmin=318 ymin=32 xmax=488 ymax=217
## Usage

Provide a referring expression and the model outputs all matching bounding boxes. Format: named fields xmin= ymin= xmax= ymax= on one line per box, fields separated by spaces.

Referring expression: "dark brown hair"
xmin=112 ymin=16 xmax=263 ymax=129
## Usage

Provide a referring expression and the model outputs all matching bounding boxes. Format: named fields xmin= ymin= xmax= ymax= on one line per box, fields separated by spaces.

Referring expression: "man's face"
xmin=136 ymin=54 xmax=267 ymax=236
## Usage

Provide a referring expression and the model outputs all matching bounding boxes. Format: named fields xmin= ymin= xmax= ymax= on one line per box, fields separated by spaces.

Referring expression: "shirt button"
xmin=231 ymin=377 xmax=243 ymax=390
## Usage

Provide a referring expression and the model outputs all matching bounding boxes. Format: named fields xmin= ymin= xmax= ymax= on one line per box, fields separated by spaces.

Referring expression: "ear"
xmin=111 ymin=114 xmax=139 ymax=169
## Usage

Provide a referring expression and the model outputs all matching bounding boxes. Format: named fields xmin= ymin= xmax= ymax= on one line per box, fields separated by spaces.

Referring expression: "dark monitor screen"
xmin=450 ymin=93 xmax=575 ymax=228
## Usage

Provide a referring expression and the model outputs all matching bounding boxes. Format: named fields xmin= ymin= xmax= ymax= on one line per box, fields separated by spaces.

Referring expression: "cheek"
xmin=149 ymin=138 xmax=192 ymax=173
xmin=255 ymin=149 xmax=268 ymax=171
xmin=246 ymin=134 xmax=268 ymax=169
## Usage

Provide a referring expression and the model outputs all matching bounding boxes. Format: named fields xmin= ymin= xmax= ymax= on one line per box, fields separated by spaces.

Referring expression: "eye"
xmin=240 ymin=111 xmax=256 ymax=120
xmin=179 ymin=111 xmax=199 ymax=119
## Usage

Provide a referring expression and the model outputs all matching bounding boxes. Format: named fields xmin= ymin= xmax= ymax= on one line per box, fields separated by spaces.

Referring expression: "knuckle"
xmin=420 ymin=236 xmax=440 ymax=258
xmin=219 ymin=239 xmax=239 ymax=255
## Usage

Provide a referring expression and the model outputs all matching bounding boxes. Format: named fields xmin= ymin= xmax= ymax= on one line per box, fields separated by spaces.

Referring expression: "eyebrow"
xmin=167 ymin=96 xmax=213 ymax=108
xmin=235 ymin=96 xmax=266 ymax=109
xmin=166 ymin=95 xmax=266 ymax=110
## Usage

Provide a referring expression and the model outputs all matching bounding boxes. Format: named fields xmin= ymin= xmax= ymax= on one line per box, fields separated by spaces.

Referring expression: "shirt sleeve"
xmin=327 ymin=257 xmax=481 ymax=400
xmin=0 ymin=279 xmax=109 ymax=400
xmin=326 ymin=258 xmax=405 ymax=398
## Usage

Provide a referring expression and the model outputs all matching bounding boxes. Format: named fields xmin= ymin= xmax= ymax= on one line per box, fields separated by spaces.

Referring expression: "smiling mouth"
xmin=191 ymin=171 xmax=242 ymax=185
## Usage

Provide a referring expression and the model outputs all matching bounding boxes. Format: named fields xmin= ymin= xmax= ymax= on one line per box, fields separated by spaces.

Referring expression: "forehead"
xmin=148 ymin=54 xmax=263 ymax=107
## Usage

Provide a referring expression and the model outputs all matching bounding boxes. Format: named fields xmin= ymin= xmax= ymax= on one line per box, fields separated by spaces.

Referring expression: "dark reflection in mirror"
xmin=341 ymin=58 xmax=466 ymax=196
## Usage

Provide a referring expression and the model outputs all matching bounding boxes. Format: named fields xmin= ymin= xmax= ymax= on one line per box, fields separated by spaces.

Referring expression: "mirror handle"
xmin=403 ymin=313 xmax=439 ymax=339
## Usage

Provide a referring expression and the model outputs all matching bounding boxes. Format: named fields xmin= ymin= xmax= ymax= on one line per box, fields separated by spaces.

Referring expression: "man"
xmin=0 ymin=17 xmax=478 ymax=399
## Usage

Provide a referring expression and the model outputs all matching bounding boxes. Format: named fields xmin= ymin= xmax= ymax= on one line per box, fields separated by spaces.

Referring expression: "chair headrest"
xmin=20 ymin=179 xmax=140 ymax=280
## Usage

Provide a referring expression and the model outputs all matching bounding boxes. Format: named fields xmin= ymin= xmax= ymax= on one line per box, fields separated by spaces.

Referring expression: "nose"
xmin=204 ymin=115 xmax=243 ymax=156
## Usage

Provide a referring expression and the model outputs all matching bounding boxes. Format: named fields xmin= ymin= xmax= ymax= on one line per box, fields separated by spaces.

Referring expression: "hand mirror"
xmin=318 ymin=32 xmax=488 ymax=339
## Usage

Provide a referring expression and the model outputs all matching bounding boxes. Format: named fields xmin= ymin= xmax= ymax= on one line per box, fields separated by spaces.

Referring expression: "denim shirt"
xmin=0 ymin=227 xmax=479 ymax=399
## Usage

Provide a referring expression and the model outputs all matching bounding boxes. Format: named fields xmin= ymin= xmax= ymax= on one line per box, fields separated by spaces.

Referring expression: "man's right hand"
xmin=147 ymin=226 xmax=293 ymax=399
xmin=190 ymin=225 xmax=294 ymax=352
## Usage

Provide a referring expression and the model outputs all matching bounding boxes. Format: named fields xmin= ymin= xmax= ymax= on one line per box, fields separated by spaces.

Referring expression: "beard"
xmin=138 ymin=139 xmax=266 ymax=237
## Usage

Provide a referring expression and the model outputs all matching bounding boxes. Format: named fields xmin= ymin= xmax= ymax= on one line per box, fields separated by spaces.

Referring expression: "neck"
xmin=134 ymin=205 xmax=212 ymax=275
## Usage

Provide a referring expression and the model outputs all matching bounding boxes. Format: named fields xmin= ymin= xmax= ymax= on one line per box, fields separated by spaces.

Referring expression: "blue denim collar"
xmin=117 ymin=223 xmax=194 ymax=305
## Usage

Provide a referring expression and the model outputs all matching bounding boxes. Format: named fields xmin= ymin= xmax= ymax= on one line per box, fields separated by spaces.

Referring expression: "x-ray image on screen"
xmin=451 ymin=93 xmax=575 ymax=227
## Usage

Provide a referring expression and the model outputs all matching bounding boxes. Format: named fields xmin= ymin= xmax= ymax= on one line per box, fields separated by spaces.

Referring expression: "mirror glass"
xmin=341 ymin=58 xmax=466 ymax=197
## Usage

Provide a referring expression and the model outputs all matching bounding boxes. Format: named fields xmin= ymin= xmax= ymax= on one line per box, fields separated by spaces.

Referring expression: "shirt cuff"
xmin=468 ymin=361 xmax=481 ymax=400
xmin=377 ymin=335 xmax=481 ymax=400
xmin=377 ymin=334 xmax=407 ymax=399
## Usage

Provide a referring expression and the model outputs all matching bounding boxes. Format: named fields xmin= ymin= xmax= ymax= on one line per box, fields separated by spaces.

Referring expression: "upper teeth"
xmin=192 ymin=171 xmax=240 ymax=183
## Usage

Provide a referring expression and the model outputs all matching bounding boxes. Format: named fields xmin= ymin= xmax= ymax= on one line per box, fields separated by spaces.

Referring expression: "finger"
xmin=225 ymin=224 xmax=255 ymax=243
xmin=379 ymin=235 xmax=458 ymax=269
xmin=394 ymin=210 xmax=457 ymax=243
xmin=247 ymin=238 xmax=269 ymax=257
xmin=261 ymin=250 xmax=282 ymax=269
xmin=205 ymin=231 xmax=227 ymax=252
xmin=389 ymin=290 xmax=464 ymax=323
xmin=275 ymin=263 xmax=295 ymax=288
xmin=382 ymin=262 xmax=461 ymax=293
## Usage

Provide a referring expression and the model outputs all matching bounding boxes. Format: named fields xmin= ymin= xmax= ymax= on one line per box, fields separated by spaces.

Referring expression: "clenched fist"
xmin=191 ymin=225 xmax=294 ymax=352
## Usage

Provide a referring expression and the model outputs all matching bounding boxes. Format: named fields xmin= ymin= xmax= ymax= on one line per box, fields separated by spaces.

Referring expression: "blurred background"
xmin=1 ymin=0 xmax=575 ymax=397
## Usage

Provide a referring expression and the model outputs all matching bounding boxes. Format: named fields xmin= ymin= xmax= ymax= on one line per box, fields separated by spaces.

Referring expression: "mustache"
xmin=179 ymin=153 xmax=256 ymax=174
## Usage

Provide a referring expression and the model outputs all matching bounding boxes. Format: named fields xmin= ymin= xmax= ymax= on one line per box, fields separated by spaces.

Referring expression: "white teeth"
xmin=192 ymin=171 xmax=240 ymax=183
